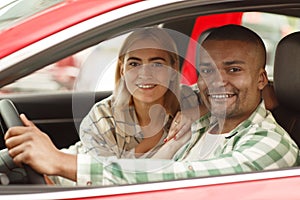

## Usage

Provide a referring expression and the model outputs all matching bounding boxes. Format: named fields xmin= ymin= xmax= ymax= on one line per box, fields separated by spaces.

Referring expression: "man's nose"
xmin=211 ymin=69 xmax=228 ymax=86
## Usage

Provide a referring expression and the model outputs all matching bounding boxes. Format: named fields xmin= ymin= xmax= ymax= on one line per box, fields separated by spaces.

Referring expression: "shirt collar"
xmin=224 ymin=101 xmax=268 ymax=138
xmin=191 ymin=101 xmax=268 ymax=138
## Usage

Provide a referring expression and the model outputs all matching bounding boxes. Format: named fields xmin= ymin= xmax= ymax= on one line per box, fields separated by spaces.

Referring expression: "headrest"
xmin=273 ymin=31 xmax=300 ymax=112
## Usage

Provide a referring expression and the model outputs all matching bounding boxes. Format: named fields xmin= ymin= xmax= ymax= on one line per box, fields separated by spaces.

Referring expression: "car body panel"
xmin=2 ymin=167 xmax=300 ymax=199
xmin=0 ymin=0 xmax=140 ymax=58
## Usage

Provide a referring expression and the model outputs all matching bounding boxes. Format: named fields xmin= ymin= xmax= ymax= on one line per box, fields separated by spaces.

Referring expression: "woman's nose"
xmin=138 ymin=64 xmax=153 ymax=76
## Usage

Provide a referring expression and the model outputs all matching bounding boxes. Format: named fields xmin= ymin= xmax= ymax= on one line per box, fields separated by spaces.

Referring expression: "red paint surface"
xmin=0 ymin=0 xmax=140 ymax=58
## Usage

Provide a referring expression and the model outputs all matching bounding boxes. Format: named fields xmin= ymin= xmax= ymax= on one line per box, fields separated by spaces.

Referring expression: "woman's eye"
xmin=129 ymin=62 xmax=140 ymax=67
xmin=151 ymin=62 xmax=163 ymax=67
xmin=200 ymin=68 xmax=214 ymax=74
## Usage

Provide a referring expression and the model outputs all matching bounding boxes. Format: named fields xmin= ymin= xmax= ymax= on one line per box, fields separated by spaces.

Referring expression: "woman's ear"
xmin=119 ymin=59 xmax=124 ymax=76
xmin=171 ymin=60 xmax=180 ymax=80
xmin=258 ymin=69 xmax=268 ymax=90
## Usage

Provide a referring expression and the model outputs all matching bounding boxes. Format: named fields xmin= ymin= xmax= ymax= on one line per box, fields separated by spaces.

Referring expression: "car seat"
xmin=272 ymin=31 xmax=300 ymax=147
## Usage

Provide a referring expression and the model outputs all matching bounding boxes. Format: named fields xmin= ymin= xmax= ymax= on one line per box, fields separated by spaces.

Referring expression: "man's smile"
xmin=208 ymin=93 xmax=236 ymax=99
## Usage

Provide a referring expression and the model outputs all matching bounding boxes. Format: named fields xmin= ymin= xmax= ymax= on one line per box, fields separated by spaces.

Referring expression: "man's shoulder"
xmin=179 ymin=84 xmax=200 ymax=109
xmin=191 ymin=113 xmax=211 ymax=133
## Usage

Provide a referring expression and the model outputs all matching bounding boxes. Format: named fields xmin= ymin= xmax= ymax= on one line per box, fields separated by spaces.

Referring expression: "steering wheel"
xmin=0 ymin=99 xmax=46 ymax=184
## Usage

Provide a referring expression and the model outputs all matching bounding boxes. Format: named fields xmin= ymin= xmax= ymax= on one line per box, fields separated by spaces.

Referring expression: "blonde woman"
xmin=0 ymin=27 xmax=199 ymax=185
xmin=79 ymin=27 xmax=199 ymax=158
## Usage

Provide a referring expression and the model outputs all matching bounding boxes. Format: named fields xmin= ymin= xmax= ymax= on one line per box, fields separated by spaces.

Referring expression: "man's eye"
xmin=229 ymin=67 xmax=241 ymax=72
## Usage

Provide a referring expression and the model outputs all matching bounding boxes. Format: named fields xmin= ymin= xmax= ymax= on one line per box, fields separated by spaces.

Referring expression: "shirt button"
xmin=188 ymin=165 xmax=193 ymax=170
xmin=86 ymin=181 xmax=92 ymax=186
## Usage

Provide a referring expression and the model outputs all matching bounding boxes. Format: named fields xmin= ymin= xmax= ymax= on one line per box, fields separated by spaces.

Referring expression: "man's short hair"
xmin=201 ymin=24 xmax=266 ymax=69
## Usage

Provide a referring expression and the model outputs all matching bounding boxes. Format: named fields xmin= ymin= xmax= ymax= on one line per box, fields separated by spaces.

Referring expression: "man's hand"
xmin=4 ymin=114 xmax=65 ymax=176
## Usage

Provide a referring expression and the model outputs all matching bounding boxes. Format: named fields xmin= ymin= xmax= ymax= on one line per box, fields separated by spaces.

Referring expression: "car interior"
xmin=271 ymin=31 xmax=300 ymax=146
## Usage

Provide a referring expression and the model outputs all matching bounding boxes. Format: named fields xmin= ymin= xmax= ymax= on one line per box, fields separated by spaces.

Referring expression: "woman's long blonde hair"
xmin=113 ymin=27 xmax=180 ymax=117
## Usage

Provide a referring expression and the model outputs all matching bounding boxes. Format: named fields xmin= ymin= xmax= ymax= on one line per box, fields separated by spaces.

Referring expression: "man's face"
xmin=197 ymin=40 xmax=267 ymax=122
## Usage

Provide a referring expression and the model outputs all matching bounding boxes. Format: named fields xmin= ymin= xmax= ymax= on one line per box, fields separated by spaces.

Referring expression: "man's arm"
xmin=75 ymin=129 xmax=299 ymax=186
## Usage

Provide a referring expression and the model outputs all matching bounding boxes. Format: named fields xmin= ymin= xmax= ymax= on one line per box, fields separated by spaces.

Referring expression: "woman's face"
xmin=121 ymin=39 xmax=175 ymax=105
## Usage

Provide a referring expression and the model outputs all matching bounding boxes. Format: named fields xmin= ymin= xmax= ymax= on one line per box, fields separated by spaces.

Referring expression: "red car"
xmin=0 ymin=0 xmax=300 ymax=199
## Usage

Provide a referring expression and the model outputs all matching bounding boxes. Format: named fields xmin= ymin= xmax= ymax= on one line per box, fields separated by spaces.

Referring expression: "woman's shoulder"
xmin=89 ymin=95 xmax=115 ymax=117
xmin=180 ymin=83 xmax=199 ymax=92
xmin=94 ymin=95 xmax=114 ymax=108
xmin=180 ymin=83 xmax=200 ymax=109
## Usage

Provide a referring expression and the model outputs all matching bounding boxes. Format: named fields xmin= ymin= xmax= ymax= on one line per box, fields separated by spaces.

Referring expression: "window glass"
xmin=242 ymin=12 xmax=300 ymax=80
xmin=1 ymin=12 xmax=299 ymax=95
xmin=0 ymin=33 xmax=129 ymax=94
xmin=0 ymin=0 xmax=64 ymax=30
xmin=74 ymin=33 xmax=130 ymax=92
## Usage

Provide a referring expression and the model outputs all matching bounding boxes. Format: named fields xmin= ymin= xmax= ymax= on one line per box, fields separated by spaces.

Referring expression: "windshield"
xmin=0 ymin=0 xmax=64 ymax=31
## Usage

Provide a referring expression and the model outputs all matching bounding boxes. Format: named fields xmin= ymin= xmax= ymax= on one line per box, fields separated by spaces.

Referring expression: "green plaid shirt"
xmin=76 ymin=102 xmax=299 ymax=186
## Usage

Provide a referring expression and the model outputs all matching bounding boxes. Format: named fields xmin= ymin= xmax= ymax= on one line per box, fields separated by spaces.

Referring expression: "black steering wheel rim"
xmin=0 ymin=99 xmax=46 ymax=184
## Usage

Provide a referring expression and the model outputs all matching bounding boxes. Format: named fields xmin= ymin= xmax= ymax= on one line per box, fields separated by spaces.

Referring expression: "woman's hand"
xmin=165 ymin=104 xmax=208 ymax=143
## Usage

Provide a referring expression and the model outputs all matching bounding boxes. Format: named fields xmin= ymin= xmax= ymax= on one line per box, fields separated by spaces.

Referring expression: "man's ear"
xmin=258 ymin=69 xmax=268 ymax=90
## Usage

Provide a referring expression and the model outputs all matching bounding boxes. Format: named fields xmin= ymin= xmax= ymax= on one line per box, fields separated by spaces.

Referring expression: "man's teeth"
xmin=137 ymin=84 xmax=155 ymax=89
xmin=210 ymin=94 xmax=234 ymax=99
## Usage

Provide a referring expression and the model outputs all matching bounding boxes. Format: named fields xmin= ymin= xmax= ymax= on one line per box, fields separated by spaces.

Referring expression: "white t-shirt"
xmin=183 ymin=127 xmax=229 ymax=161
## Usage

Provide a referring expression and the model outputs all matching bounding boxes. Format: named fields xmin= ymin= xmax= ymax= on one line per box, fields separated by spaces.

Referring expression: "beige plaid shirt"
xmin=79 ymin=84 xmax=199 ymax=158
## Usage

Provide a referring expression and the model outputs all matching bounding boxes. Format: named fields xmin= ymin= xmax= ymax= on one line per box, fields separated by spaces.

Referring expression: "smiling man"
xmin=4 ymin=25 xmax=300 ymax=186
xmin=197 ymin=24 xmax=268 ymax=134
